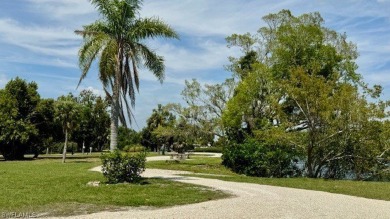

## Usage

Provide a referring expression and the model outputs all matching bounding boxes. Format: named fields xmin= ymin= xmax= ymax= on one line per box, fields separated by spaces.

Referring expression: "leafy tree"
xmin=166 ymin=78 xmax=236 ymax=144
xmin=118 ymin=126 xmax=141 ymax=150
xmin=223 ymin=64 xmax=279 ymax=141
xmin=91 ymin=96 xmax=110 ymax=151
xmin=75 ymin=0 xmax=178 ymax=151
xmin=226 ymin=33 xmax=259 ymax=80
xmin=0 ymin=78 xmax=39 ymax=160
xmin=141 ymin=104 xmax=175 ymax=151
xmin=33 ymin=98 xmax=62 ymax=156
xmin=73 ymin=90 xmax=110 ymax=152
xmin=164 ymin=103 xmax=214 ymax=146
xmin=222 ymin=10 xmax=389 ymax=179
xmin=55 ymin=95 xmax=81 ymax=163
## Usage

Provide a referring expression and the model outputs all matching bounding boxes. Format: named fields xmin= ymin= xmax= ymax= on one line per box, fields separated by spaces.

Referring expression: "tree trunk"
xmin=307 ymin=143 xmax=314 ymax=177
xmin=110 ymin=105 xmax=119 ymax=151
xmin=109 ymin=47 xmax=122 ymax=151
xmin=62 ymin=129 xmax=68 ymax=163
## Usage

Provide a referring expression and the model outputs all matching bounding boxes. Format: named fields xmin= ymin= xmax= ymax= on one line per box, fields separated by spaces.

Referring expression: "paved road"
xmin=58 ymin=154 xmax=390 ymax=219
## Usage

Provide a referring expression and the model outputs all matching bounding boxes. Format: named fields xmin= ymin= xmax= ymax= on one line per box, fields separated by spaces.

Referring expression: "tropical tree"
xmin=0 ymin=77 xmax=40 ymax=160
xmin=180 ymin=78 xmax=236 ymax=138
xmin=117 ymin=126 xmax=141 ymax=150
xmin=75 ymin=0 xmax=178 ymax=151
xmin=73 ymin=90 xmax=110 ymax=152
xmin=141 ymin=104 xmax=176 ymax=151
xmin=55 ymin=95 xmax=80 ymax=163
xmin=222 ymin=10 xmax=389 ymax=179
xmin=34 ymin=98 xmax=62 ymax=156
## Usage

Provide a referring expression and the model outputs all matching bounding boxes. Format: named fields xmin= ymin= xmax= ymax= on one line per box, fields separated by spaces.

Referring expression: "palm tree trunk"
xmin=109 ymin=48 xmax=122 ymax=151
xmin=110 ymin=103 xmax=119 ymax=151
xmin=62 ymin=129 xmax=68 ymax=163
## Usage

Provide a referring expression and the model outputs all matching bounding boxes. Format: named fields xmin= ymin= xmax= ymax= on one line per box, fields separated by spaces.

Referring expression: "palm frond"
xmin=135 ymin=43 xmax=165 ymax=82
xmin=76 ymin=0 xmax=178 ymax=132
xmin=77 ymin=32 xmax=108 ymax=88
xmin=90 ymin=0 xmax=114 ymax=20
xmin=131 ymin=55 xmax=140 ymax=91
xmin=119 ymin=91 xmax=139 ymax=128
xmin=75 ymin=21 xmax=107 ymax=37
xmin=99 ymin=40 xmax=117 ymax=88
xmin=123 ymin=55 xmax=136 ymax=106
xmin=129 ymin=17 xmax=179 ymax=41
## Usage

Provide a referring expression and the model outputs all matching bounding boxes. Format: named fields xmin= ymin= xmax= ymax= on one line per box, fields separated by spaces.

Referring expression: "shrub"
xmin=183 ymin=143 xmax=195 ymax=152
xmin=100 ymin=150 xmax=146 ymax=184
xmin=222 ymin=138 xmax=300 ymax=178
xmin=194 ymin=147 xmax=223 ymax=153
xmin=122 ymin=144 xmax=146 ymax=153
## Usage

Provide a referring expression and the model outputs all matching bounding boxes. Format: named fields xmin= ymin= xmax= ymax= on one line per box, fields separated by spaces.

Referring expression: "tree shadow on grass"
xmin=140 ymin=180 xmax=151 ymax=185
xmin=68 ymin=160 xmax=93 ymax=164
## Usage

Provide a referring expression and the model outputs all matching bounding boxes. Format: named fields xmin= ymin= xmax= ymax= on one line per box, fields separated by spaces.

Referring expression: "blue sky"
xmin=0 ymin=0 xmax=390 ymax=130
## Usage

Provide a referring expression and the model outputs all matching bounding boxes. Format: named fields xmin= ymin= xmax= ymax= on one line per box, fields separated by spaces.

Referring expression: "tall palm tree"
xmin=75 ymin=0 xmax=178 ymax=151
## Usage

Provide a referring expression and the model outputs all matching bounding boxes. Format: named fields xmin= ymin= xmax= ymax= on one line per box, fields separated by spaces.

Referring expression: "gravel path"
xmin=57 ymin=154 xmax=390 ymax=219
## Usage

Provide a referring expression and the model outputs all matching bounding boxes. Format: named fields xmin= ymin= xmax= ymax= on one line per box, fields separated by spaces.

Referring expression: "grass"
xmin=193 ymin=147 xmax=223 ymax=153
xmin=31 ymin=151 xmax=162 ymax=159
xmin=147 ymin=157 xmax=233 ymax=175
xmin=147 ymin=156 xmax=390 ymax=201
xmin=0 ymin=157 xmax=229 ymax=217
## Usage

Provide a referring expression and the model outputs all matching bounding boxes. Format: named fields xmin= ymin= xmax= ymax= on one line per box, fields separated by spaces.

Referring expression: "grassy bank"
xmin=147 ymin=157 xmax=390 ymax=201
xmin=0 ymin=157 xmax=229 ymax=217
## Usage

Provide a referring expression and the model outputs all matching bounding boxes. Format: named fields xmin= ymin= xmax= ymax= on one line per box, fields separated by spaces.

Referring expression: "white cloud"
xmin=0 ymin=19 xmax=79 ymax=45
xmin=155 ymin=40 xmax=231 ymax=72
xmin=78 ymin=86 xmax=105 ymax=97
xmin=0 ymin=19 xmax=80 ymax=68
xmin=0 ymin=73 xmax=8 ymax=88
xmin=0 ymin=55 xmax=76 ymax=68
xmin=142 ymin=0 xmax=262 ymax=37
xmin=27 ymin=0 xmax=96 ymax=21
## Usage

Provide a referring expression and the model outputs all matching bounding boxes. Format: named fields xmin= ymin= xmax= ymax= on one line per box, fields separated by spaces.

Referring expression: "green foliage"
xmin=180 ymin=78 xmax=236 ymax=140
xmin=100 ymin=150 xmax=146 ymax=183
xmin=50 ymin=142 xmax=78 ymax=154
xmin=73 ymin=90 xmax=110 ymax=152
xmin=76 ymin=0 xmax=178 ymax=150
xmin=222 ymin=10 xmax=390 ymax=180
xmin=0 ymin=77 xmax=40 ymax=160
xmin=141 ymin=104 xmax=176 ymax=151
xmin=222 ymin=139 xmax=300 ymax=177
xmin=223 ymin=64 xmax=277 ymax=139
xmin=122 ymin=144 xmax=145 ymax=153
xmin=194 ymin=147 xmax=223 ymax=153
xmin=55 ymin=94 xmax=81 ymax=163
xmin=55 ymin=94 xmax=81 ymax=133
xmin=117 ymin=127 xmax=141 ymax=150
xmin=33 ymin=98 xmax=62 ymax=155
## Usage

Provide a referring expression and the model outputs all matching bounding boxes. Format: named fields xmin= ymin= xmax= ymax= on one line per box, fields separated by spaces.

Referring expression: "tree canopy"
xmin=222 ymin=10 xmax=390 ymax=179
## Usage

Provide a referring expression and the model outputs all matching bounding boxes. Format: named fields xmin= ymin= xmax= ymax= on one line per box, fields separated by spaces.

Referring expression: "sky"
xmin=0 ymin=0 xmax=390 ymax=130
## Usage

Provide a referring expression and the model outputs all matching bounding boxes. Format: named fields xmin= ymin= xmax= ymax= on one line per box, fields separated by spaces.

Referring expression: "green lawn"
xmin=147 ymin=157 xmax=390 ymax=201
xmin=0 ymin=157 xmax=229 ymax=217
xmin=147 ymin=157 xmax=233 ymax=175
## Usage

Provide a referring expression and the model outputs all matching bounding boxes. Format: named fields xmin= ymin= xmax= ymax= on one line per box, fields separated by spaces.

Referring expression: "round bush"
xmin=100 ymin=150 xmax=146 ymax=184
